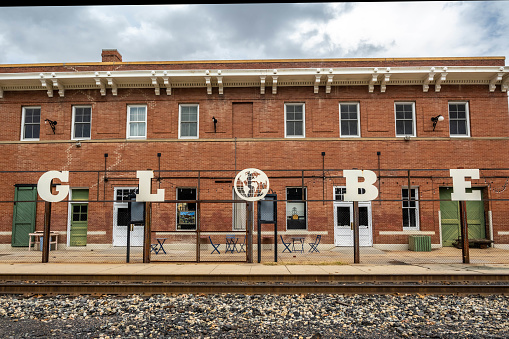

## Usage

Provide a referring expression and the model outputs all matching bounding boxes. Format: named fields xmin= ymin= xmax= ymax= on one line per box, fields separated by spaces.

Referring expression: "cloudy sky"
xmin=0 ymin=2 xmax=508 ymax=64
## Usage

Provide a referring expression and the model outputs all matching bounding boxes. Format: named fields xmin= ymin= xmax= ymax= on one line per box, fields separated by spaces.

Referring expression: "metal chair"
xmin=225 ymin=234 xmax=237 ymax=254
xmin=280 ymin=235 xmax=292 ymax=253
xmin=308 ymin=235 xmax=321 ymax=253
xmin=209 ymin=236 xmax=221 ymax=254
xmin=236 ymin=236 xmax=246 ymax=253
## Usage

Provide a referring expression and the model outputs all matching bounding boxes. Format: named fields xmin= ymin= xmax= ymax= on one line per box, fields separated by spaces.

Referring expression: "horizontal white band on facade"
xmin=497 ymin=232 xmax=509 ymax=235
xmin=155 ymin=231 xmax=328 ymax=236
xmin=378 ymin=231 xmax=435 ymax=235
xmin=86 ymin=231 xmax=106 ymax=235
xmin=0 ymin=65 xmax=507 ymax=97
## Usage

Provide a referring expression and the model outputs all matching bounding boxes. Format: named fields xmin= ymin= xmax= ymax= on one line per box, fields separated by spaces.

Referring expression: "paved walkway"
xmin=2 ymin=262 xmax=509 ymax=277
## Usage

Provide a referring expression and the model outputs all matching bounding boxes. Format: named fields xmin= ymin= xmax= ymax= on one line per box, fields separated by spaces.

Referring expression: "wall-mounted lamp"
xmin=44 ymin=119 xmax=57 ymax=134
xmin=212 ymin=116 xmax=218 ymax=133
xmin=431 ymin=115 xmax=444 ymax=131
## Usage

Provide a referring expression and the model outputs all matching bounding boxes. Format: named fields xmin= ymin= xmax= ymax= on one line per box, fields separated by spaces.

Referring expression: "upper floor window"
xmin=179 ymin=104 xmax=199 ymax=139
xmin=21 ymin=107 xmax=41 ymax=141
xmin=394 ymin=102 xmax=416 ymax=137
xmin=339 ymin=103 xmax=360 ymax=137
xmin=402 ymin=187 xmax=419 ymax=230
xmin=72 ymin=106 xmax=91 ymax=140
xmin=127 ymin=105 xmax=147 ymax=139
xmin=285 ymin=103 xmax=305 ymax=138
xmin=449 ymin=102 xmax=470 ymax=137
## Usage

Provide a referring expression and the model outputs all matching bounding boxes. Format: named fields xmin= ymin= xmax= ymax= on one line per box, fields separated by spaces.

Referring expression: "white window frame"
xmin=179 ymin=104 xmax=199 ymax=139
xmin=71 ymin=105 xmax=92 ymax=140
xmin=402 ymin=186 xmax=419 ymax=230
xmin=126 ymin=105 xmax=147 ymax=139
xmin=284 ymin=103 xmax=305 ymax=138
xmin=448 ymin=101 xmax=470 ymax=137
xmin=20 ymin=106 xmax=41 ymax=141
xmin=339 ymin=102 xmax=361 ymax=137
xmin=394 ymin=102 xmax=416 ymax=137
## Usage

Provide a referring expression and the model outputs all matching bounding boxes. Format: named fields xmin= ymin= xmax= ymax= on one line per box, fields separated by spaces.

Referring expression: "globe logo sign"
xmin=234 ymin=168 xmax=270 ymax=202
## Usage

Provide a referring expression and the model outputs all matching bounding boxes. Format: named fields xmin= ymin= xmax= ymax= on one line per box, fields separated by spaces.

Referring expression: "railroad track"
xmin=1 ymin=274 xmax=509 ymax=295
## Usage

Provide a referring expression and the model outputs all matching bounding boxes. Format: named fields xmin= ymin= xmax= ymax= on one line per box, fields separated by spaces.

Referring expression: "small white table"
xmin=28 ymin=231 xmax=59 ymax=251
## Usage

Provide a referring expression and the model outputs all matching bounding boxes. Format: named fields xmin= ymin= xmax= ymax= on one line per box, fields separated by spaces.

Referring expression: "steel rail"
xmin=1 ymin=273 xmax=509 ymax=283
xmin=0 ymin=282 xmax=508 ymax=296
xmin=0 ymin=273 xmax=509 ymax=284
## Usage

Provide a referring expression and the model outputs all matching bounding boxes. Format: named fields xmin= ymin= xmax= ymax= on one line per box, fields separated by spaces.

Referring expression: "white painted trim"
xmin=448 ymin=101 xmax=471 ymax=137
xmin=178 ymin=104 xmax=199 ymax=139
xmin=126 ymin=105 xmax=147 ymax=139
xmin=20 ymin=106 xmax=41 ymax=141
xmin=339 ymin=102 xmax=361 ymax=138
xmin=284 ymin=103 xmax=306 ymax=138
xmin=394 ymin=102 xmax=416 ymax=137
xmin=379 ymin=231 xmax=435 ymax=235
xmin=71 ymin=105 xmax=92 ymax=140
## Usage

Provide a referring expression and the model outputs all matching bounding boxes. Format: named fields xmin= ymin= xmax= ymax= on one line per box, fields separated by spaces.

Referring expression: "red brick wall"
xmin=1 ymin=60 xmax=508 ymax=247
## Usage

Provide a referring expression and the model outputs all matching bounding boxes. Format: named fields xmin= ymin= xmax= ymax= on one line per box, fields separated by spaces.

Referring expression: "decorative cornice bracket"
xmin=314 ymin=74 xmax=322 ymax=94
xmin=260 ymin=76 xmax=266 ymax=95
xmin=423 ymin=67 xmax=435 ymax=92
xmin=435 ymin=67 xmax=448 ymax=92
xmin=490 ymin=72 xmax=504 ymax=92
xmin=272 ymin=73 xmax=278 ymax=95
xmin=326 ymin=72 xmax=334 ymax=94
xmin=380 ymin=68 xmax=391 ymax=93
xmin=94 ymin=72 xmax=107 ymax=96
xmin=369 ymin=68 xmax=379 ymax=93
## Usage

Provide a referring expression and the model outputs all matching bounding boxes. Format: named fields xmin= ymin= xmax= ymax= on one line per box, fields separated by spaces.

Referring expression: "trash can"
xmin=409 ymin=235 xmax=431 ymax=252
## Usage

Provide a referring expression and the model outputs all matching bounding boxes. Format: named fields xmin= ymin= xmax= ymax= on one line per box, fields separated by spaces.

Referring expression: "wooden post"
xmin=42 ymin=201 xmax=51 ymax=263
xmin=460 ymin=200 xmax=470 ymax=264
xmin=143 ymin=202 xmax=151 ymax=263
xmin=353 ymin=201 xmax=360 ymax=264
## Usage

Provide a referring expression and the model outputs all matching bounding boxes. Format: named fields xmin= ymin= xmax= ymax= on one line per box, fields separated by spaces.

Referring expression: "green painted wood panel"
xmin=440 ymin=187 xmax=485 ymax=247
xmin=70 ymin=203 xmax=88 ymax=246
xmin=12 ymin=186 xmax=37 ymax=247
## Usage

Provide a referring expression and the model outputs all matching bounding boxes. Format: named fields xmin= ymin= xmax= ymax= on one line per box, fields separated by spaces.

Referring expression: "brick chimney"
xmin=101 ymin=49 xmax=122 ymax=63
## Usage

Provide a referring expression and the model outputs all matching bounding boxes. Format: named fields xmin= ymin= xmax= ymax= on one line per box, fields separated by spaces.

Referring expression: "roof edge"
xmin=0 ymin=56 xmax=505 ymax=68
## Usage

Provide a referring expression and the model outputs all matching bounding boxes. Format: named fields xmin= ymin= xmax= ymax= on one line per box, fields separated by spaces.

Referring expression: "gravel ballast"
xmin=1 ymin=293 xmax=509 ymax=338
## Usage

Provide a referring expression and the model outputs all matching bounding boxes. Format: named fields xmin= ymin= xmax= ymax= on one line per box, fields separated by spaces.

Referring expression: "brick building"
xmin=1 ymin=49 xmax=508 ymax=252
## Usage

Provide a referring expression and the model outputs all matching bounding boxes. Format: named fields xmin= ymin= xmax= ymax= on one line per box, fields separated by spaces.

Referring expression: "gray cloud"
xmin=0 ymin=3 xmax=507 ymax=64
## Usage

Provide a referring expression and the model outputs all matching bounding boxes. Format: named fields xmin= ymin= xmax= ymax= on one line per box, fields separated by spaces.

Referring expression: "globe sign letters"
xmin=36 ymin=169 xmax=482 ymax=202
xmin=234 ymin=168 xmax=270 ymax=202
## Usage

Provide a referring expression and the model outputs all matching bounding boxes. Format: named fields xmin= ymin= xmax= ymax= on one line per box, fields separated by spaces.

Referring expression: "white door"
xmin=113 ymin=188 xmax=144 ymax=247
xmin=334 ymin=202 xmax=373 ymax=247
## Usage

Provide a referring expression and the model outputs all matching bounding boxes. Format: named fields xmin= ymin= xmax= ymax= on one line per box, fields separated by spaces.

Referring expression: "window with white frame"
xmin=285 ymin=103 xmax=305 ymax=138
xmin=72 ymin=106 xmax=92 ymax=140
xmin=340 ymin=103 xmax=360 ymax=137
xmin=127 ymin=105 xmax=147 ymax=139
xmin=395 ymin=102 xmax=416 ymax=137
xmin=179 ymin=104 xmax=199 ymax=139
xmin=402 ymin=187 xmax=419 ymax=229
xmin=449 ymin=102 xmax=470 ymax=137
xmin=21 ymin=107 xmax=41 ymax=141
xmin=286 ymin=187 xmax=307 ymax=230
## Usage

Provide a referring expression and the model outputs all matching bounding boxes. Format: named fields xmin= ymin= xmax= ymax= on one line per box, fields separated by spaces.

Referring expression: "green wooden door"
xmin=12 ymin=186 xmax=37 ymax=247
xmin=70 ymin=189 xmax=88 ymax=246
xmin=440 ymin=187 xmax=485 ymax=247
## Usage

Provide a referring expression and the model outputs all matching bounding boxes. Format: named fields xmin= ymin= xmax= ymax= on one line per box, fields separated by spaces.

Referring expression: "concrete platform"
xmin=1 ymin=262 xmax=509 ymax=278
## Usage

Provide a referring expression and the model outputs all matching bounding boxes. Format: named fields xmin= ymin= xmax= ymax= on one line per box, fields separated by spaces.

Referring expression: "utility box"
xmin=409 ymin=235 xmax=431 ymax=252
